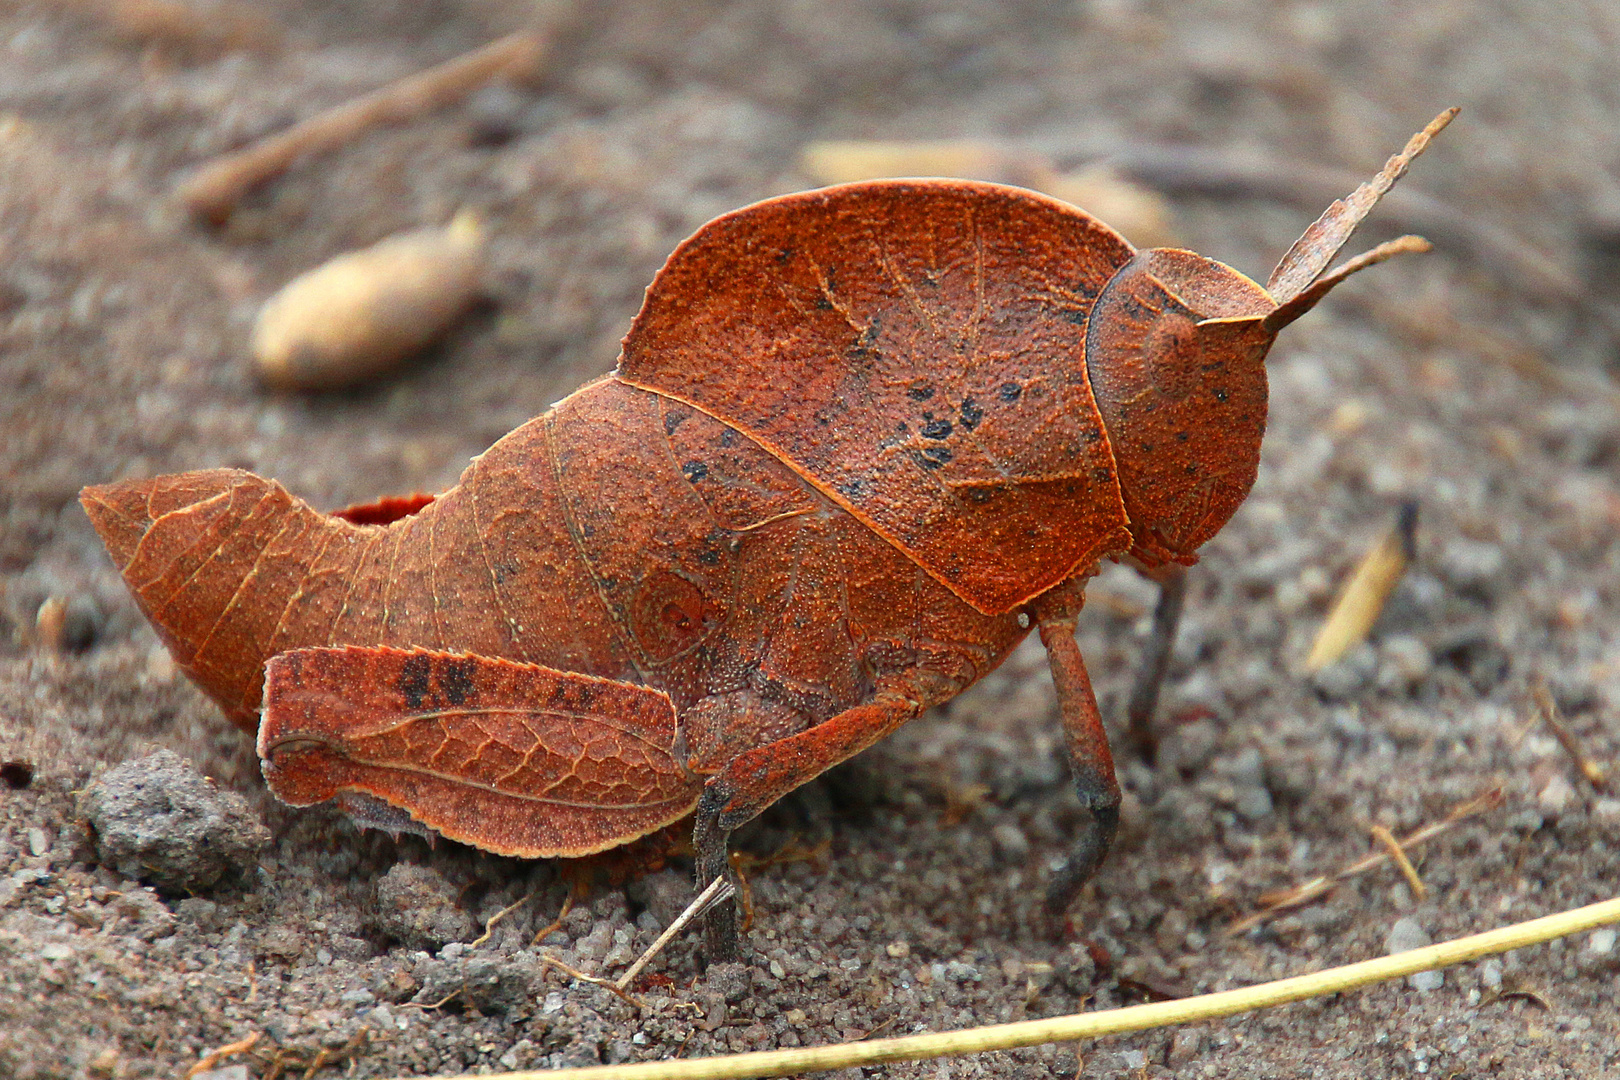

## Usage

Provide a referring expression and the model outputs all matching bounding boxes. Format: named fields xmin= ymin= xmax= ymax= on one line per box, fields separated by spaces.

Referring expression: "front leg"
xmin=1031 ymin=589 xmax=1121 ymax=914
xmin=687 ymin=683 xmax=928 ymax=962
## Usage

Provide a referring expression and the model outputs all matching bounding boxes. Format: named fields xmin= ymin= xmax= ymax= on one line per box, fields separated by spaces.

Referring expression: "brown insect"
xmin=81 ymin=110 xmax=1454 ymax=960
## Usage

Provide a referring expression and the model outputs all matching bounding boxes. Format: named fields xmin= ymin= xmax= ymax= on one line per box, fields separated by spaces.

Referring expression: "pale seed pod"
xmin=251 ymin=211 xmax=487 ymax=390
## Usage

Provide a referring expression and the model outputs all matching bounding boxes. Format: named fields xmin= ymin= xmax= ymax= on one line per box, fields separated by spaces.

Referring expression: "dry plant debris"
xmin=1226 ymin=787 xmax=1504 ymax=935
xmin=1304 ymin=501 xmax=1418 ymax=672
xmin=176 ymin=29 xmax=547 ymax=223
xmin=1532 ymin=679 xmax=1609 ymax=791
xmin=251 ymin=211 xmax=488 ymax=390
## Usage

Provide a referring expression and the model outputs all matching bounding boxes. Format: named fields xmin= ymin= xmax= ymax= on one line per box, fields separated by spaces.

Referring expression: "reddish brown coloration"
xmin=81 ymin=111 xmax=1452 ymax=957
xmin=262 ymin=646 xmax=698 ymax=856
xmin=331 ymin=491 xmax=436 ymax=526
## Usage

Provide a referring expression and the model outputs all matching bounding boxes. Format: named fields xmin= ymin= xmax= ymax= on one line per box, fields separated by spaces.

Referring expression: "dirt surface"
xmin=3 ymin=2 xmax=1619 ymax=1077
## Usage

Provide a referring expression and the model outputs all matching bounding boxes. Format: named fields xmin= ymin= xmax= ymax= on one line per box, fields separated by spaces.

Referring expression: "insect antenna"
xmin=1262 ymin=107 xmax=1458 ymax=330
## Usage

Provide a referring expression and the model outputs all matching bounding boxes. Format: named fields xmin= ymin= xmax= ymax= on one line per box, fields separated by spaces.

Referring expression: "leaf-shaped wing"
xmin=258 ymin=646 xmax=702 ymax=858
xmin=618 ymin=179 xmax=1137 ymax=615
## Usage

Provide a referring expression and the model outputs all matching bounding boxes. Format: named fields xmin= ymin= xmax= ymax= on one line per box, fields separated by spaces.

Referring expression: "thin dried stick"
xmin=185 ymin=1031 xmax=261 ymax=1078
xmin=373 ymin=895 xmax=1620 ymax=1080
xmin=1532 ymin=680 xmax=1609 ymax=791
xmin=1229 ymin=787 xmax=1503 ymax=934
xmin=615 ymin=877 xmax=735 ymax=992
xmin=177 ymin=29 xmax=547 ymax=222
xmin=541 ymin=953 xmax=645 ymax=1010
xmin=471 ymin=889 xmax=538 ymax=948
xmin=1369 ymin=824 xmax=1427 ymax=900
xmin=532 ymin=889 xmax=577 ymax=946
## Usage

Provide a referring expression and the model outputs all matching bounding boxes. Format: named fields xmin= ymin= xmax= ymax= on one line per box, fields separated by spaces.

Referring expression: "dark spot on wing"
xmin=998 ymin=382 xmax=1022 ymax=403
xmin=398 ymin=654 xmax=432 ymax=710
xmin=920 ymin=416 xmax=953 ymax=441
xmin=440 ymin=657 xmax=475 ymax=707
xmin=682 ymin=460 xmax=709 ymax=483
xmin=959 ymin=397 xmax=983 ymax=431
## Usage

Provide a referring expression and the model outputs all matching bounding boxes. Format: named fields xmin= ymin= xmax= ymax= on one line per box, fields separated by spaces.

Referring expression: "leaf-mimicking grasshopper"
xmin=81 ymin=110 xmax=1455 ymax=960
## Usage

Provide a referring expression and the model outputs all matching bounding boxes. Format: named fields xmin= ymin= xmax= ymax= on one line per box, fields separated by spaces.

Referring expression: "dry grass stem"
xmin=177 ymin=29 xmax=547 ymax=222
xmin=471 ymin=889 xmax=538 ymax=948
xmin=1533 ymin=680 xmax=1609 ymax=791
xmin=616 ymin=877 xmax=735 ymax=992
xmin=1304 ymin=502 xmax=1418 ymax=672
xmin=542 ymin=953 xmax=645 ymax=1009
xmin=532 ymin=889 xmax=577 ymax=946
xmin=185 ymin=1030 xmax=261 ymax=1077
xmin=1229 ymin=787 xmax=1503 ymax=934
xmin=374 ymin=896 xmax=1620 ymax=1080
xmin=1370 ymin=824 xmax=1428 ymax=900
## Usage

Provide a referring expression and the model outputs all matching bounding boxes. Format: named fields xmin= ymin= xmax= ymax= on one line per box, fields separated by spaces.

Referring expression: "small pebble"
xmin=1167 ymin=1027 xmax=1205 ymax=1066
xmin=77 ymin=749 xmax=270 ymax=894
xmin=1537 ymin=774 xmax=1575 ymax=818
xmin=1387 ymin=917 xmax=1443 ymax=991
xmin=1377 ymin=634 xmax=1434 ymax=692
xmin=1587 ymin=928 xmax=1616 ymax=955
xmin=1312 ymin=642 xmax=1377 ymax=700
xmin=1439 ymin=537 xmax=1505 ymax=593
xmin=707 ymin=962 xmax=752 ymax=1004
xmin=372 ymin=863 xmax=477 ymax=950
xmin=990 ymin=822 xmax=1030 ymax=859
xmin=1591 ymin=798 xmax=1620 ymax=826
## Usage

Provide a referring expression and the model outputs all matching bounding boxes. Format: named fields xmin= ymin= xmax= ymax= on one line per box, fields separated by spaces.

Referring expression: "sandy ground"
xmin=2 ymin=1 xmax=1619 ymax=1077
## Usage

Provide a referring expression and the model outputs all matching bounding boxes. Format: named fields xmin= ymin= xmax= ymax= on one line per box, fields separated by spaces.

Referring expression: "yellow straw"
xmin=381 ymin=896 xmax=1620 ymax=1080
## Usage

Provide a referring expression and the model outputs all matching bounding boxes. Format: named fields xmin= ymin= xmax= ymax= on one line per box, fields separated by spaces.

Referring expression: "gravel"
xmin=76 ymin=750 xmax=270 ymax=894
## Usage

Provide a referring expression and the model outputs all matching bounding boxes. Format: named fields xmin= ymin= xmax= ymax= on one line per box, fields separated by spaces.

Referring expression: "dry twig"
xmin=177 ymin=29 xmax=547 ymax=222
xmin=1532 ymin=680 xmax=1609 ymax=791
xmin=1227 ymin=787 xmax=1503 ymax=935
xmin=615 ymin=877 xmax=735 ymax=992
xmin=532 ymin=888 xmax=578 ymax=946
xmin=185 ymin=1031 xmax=261 ymax=1078
xmin=471 ymin=888 xmax=538 ymax=948
xmin=541 ymin=953 xmax=645 ymax=1010
xmin=1369 ymin=824 xmax=1427 ymax=901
